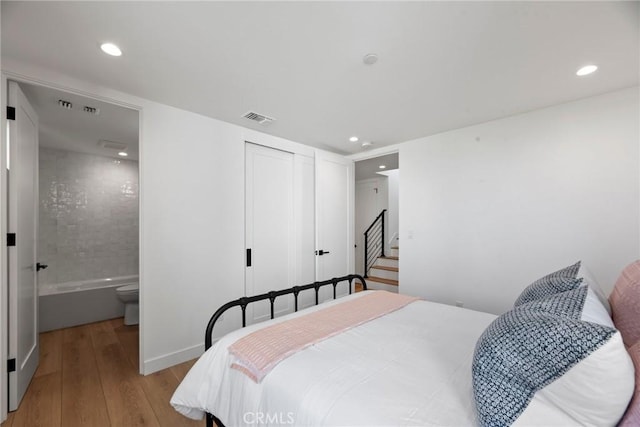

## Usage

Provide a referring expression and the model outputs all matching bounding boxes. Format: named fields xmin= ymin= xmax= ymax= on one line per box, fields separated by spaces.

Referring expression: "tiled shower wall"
xmin=38 ymin=148 xmax=139 ymax=285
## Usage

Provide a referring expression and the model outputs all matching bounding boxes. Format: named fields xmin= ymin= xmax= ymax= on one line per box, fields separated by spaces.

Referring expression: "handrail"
xmin=205 ymin=274 xmax=368 ymax=350
xmin=364 ymin=209 xmax=386 ymax=235
xmin=363 ymin=209 xmax=386 ymax=278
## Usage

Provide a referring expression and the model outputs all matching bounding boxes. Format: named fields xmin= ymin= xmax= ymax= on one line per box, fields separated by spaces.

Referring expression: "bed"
xmin=171 ymin=264 xmax=640 ymax=426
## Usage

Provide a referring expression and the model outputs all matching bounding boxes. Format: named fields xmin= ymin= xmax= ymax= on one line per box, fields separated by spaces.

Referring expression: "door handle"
xmin=316 ymin=250 xmax=331 ymax=256
xmin=36 ymin=262 xmax=48 ymax=271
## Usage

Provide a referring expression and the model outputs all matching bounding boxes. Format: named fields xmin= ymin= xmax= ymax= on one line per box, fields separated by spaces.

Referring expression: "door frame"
xmin=347 ymin=148 xmax=400 ymax=279
xmin=355 ymin=177 xmax=388 ymax=276
xmin=0 ymin=72 xmax=143 ymax=421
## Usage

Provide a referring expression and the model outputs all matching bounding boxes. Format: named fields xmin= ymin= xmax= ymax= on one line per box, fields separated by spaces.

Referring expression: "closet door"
xmin=245 ymin=143 xmax=295 ymax=323
xmin=294 ymin=154 xmax=317 ymax=309
xmin=315 ymin=151 xmax=354 ymax=300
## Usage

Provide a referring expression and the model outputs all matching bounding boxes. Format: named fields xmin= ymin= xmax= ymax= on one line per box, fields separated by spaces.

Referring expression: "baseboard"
xmin=142 ymin=343 xmax=204 ymax=375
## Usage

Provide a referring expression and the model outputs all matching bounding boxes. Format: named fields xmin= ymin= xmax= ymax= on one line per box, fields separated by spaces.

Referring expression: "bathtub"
xmin=39 ymin=275 xmax=138 ymax=332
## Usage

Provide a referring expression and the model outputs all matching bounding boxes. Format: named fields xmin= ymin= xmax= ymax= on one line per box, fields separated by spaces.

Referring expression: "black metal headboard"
xmin=204 ymin=274 xmax=367 ymax=350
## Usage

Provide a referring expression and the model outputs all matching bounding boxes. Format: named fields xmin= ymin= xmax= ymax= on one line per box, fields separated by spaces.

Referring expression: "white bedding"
xmin=171 ymin=291 xmax=501 ymax=426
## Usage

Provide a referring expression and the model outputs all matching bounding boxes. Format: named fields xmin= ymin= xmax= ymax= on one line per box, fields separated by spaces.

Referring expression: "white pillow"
xmin=581 ymin=285 xmax=614 ymax=328
xmin=577 ymin=263 xmax=612 ymax=315
xmin=515 ymin=332 xmax=633 ymax=426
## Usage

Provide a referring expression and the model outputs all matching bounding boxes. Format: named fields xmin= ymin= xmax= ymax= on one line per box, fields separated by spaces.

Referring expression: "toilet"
xmin=116 ymin=284 xmax=139 ymax=325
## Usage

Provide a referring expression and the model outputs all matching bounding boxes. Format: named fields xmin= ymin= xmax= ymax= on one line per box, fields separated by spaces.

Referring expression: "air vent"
xmin=83 ymin=106 xmax=100 ymax=115
xmin=58 ymin=100 xmax=73 ymax=110
xmin=98 ymin=140 xmax=128 ymax=151
xmin=242 ymin=111 xmax=276 ymax=125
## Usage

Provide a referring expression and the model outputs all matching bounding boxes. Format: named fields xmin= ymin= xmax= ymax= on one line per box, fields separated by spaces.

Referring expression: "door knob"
xmin=36 ymin=262 xmax=48 ymax=271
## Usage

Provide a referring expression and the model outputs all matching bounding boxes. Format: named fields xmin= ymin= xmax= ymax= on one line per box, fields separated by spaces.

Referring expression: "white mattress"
xmin=171 ymin=291 xmax=498 ymax=426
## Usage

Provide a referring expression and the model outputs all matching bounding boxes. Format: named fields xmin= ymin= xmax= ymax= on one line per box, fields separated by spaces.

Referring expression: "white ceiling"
xmin=355 ymin=153 xmax=398 ymax=181
xmin=20 ymin=83 xmax=139 ymax=160
xmin=2 ymin=2 xmax=638 ymax=155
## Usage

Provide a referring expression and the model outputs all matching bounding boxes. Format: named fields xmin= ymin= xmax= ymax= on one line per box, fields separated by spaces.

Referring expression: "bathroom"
xmin=21 ymin=83 xmax=140 ymax=343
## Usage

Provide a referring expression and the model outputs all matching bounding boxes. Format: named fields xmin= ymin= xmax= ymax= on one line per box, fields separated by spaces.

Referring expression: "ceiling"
xmin=20 ymin=83 xmax=139 ymax=160
xmin=2 ymin=2 xmax=638 ymax=155
xmin=355 ymin=153 xmax=398 ymax=181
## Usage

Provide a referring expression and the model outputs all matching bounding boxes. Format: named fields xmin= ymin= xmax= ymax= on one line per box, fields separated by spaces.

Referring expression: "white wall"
xmin=1 ymin=59 xmax=319 ymax=376
xmin=385 ymin=169 xmax=399 ymax=251
xmin=140 ymin=101 xmax=246 ymax=372
xmin=400 ymin=87 xmax=640 ymax=314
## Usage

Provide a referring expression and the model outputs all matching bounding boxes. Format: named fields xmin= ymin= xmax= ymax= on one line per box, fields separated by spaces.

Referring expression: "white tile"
xmin=39 ymin=148 xmax=139 ymax=283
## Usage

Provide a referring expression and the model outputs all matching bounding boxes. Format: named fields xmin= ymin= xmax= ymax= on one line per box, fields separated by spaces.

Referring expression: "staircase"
xmin=366 ymin=246 xmax=399 ymax=293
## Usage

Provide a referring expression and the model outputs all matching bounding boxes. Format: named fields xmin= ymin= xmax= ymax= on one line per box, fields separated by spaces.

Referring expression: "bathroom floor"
xmin=2 ymin=318 xmax=203 ymax=427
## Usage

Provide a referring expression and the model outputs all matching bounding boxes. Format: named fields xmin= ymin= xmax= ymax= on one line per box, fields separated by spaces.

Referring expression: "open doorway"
xmin=354 ymin=153 xmax=399 ymax=292
xmin=4 ymin=81 xmax=140 ymax=411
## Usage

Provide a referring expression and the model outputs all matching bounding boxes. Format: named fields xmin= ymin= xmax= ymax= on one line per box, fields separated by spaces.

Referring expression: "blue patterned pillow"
xmin=515 ymin=286 xmax=588 ymax=318
xmin=472 ymin=289 xmax=616 ymax=426
xmin=514 ymin=261 xmax=582 ymax=307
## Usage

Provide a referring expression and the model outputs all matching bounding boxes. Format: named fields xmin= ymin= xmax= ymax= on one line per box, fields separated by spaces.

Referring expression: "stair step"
xmin=370 ymin=265 xmax=398 ymax=272
xmin=380 ymin=256 xmax=399 ymax=260
xmin=391 ymin=246 xmax=399 ymax=249
xmin=365 ymin=276 xmax=399 ymax=286
xmin=375 ymin=256 xmax=399 ymax=268
xmin=368 ymin=265 xmax=398 ymax=280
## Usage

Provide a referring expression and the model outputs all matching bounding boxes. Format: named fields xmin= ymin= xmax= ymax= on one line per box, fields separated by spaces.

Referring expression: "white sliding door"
xmin=245 ymin=143 xmax=295 ymax=322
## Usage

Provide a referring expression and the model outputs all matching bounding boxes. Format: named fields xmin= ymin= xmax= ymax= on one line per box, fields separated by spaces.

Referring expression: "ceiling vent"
xmin=243 ymin=111 xmax=276 ymax=125
xmin=58 ymin=99 xmax=73 ymax=110
xmin=98 ymin=139 xmax=128 ymax=151
xmin=83 ymin=106 xmax=100 ymax=115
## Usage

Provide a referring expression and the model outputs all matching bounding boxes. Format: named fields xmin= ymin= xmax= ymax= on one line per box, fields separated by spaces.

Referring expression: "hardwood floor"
xmin=2 ymin=318 xmax=203 ymax=427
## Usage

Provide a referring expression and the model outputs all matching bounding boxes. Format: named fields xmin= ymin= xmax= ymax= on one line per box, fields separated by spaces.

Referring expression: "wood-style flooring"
xmin=1 ymin=318 xmax=204 ymax=427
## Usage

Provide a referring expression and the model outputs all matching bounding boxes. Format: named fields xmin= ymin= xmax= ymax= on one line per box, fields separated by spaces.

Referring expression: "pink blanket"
xmin=228 ymin=291 xmax=420 ymax=382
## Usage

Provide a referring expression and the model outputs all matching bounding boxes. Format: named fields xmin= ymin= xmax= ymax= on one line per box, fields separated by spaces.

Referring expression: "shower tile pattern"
xmin=39 ymin=148 xmax=139 ymax=284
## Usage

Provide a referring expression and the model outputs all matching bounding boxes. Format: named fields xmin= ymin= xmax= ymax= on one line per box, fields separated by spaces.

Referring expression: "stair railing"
xmin=363 ymin=209 xmax=386 ymax=278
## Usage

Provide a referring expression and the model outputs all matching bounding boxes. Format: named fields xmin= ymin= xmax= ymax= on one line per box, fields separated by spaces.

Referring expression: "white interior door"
xmin=245 ymin=143 xmax=295 ymax=322
xmin=315 ymin=151 xmax=354 ymax=300
xmin=7 ymin=81 xmax=39 ymax=410
xmin=293 ymin=154 xmax=317 ymax=310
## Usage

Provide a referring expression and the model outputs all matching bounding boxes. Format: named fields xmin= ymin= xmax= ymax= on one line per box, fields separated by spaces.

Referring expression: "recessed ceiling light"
xmin=379 ymin=165 xmax=386 ymax=169
xmin=361 ymin=141 xmax=373 ymax=148
xmin=100 ymin=42 xmax=122 ymax=57
xmin=118 ymin=152 xmax=128 ymax=157
xmin=363 ymin=53 xmax=378 ymax=65
xmin=576 ymin=64 xmax=597 ymax=76
xmin=349 ymin=136 xmax=359 ymax=142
